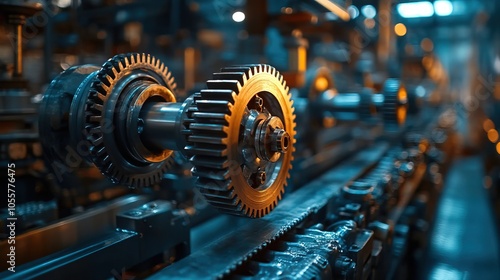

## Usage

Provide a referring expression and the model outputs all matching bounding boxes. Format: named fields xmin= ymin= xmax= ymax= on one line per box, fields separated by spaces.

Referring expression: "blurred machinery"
xmin=1 ymin=0 xmax=499 ymax=279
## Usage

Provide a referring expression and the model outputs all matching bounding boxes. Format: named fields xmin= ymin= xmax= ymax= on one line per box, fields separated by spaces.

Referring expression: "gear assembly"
xmin=40 ymin=53 xmax=295 ymax=218
xmin=1 ymin=0 xmax=500 ymax=279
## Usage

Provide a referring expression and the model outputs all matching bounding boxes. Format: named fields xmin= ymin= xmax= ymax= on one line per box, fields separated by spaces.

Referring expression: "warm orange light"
xmin=398 ymin=87 xmax=408 ymax=103
xmin=394 ymin=23 xmax=407 ymax=36
xmin=314 ymin=76 xmax=330 ymax=92
xmin=488 ymin=129 xmax=499 ymax=143
xmin=397 ymin=106 xmax=407 ymax=125
xmin=323 ymin=116 xmax=336 ymax=128
xmin=483 ymin=119 xmax=495 ymax=132
xmin=496 ymin=142 xmax=500 ymax=154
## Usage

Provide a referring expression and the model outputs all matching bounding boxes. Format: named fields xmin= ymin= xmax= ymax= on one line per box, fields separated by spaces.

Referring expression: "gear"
xmin=84 ymin=53 xmax=177 ymax=187
xmin=186 ymin=64 xmax=296 ymax=218
xmin=381 ymin=79 xmax=408 ymax=128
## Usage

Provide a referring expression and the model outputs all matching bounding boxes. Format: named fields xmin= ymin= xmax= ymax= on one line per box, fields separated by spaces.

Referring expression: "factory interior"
xmin=1 ymin=0 xmax=500 ymax=279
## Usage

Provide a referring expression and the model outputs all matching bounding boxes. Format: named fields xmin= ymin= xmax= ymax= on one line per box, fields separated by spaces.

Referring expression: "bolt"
xmin=254 ymin=95 xmax=263 ymax=112
xmin=256 ymin=170 xmax=266 ymax=185
xmin=271 ymin=128 xmax=290 ymax=153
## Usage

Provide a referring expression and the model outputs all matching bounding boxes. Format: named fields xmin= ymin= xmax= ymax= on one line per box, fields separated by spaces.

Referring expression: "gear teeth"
xmin=189 ymin=123 xmax=228 ymax=132
xmin=206 ymin=80 xmax=240 ymax=92
xmin=188 ymin=64 xmax=295 ymax=218
xmin=184 ymin=145 xmax=227 ymax=157
xmin=188 ymin=135 xmax=227 ymax=145
xmin=200 ymin=89 xmax=235 ymax=102
xmin=83 ymin=53 xmax=177 ymax=188
xmin=192 ymin=166 xmax=230 ymax=181
xmin=381 ymin=78 xmax=407 ymax=129
xmin=190 ymin=155 xmax=228 ymax=169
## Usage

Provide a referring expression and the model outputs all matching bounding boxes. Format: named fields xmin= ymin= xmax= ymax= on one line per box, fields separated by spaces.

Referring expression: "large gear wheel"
xmin=84 ymin=53 xmax=177 ymax=187
xmin=186 ymin=64 xmax=296 ymax=218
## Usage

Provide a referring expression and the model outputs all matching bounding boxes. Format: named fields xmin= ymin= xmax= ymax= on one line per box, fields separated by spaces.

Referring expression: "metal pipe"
xmin=314 ymin=90 xmax=373 ymax=121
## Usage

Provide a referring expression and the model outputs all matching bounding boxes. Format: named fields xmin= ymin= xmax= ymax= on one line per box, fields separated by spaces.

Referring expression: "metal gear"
xmin=84 ymin=53 xmax=177 ymax=187
xmin=186 ymin=64 xmax=296 ymax=218
xmin=380 ymin=79 xmax=408 ymax=128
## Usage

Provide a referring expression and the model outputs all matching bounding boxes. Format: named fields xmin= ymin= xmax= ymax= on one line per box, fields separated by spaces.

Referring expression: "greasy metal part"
xmin=149 ymin=144 xmax=387 ymax=279
xmin=186 ymin=64 xmax=296 ymax=218
xmin=84 ymin=53 xmax=177 ymax=187
xmin=0 ymin=200 xmax=190 ymax=280
xmin=0 ymin=195 xmax=150 ymax=270
xmin=39 ymin=64 xmax=101 ymax=167
xmin=39 ymin=53 xmax=178 ymax=188
xmin=232 ymin=227 xmax=372 ymax=279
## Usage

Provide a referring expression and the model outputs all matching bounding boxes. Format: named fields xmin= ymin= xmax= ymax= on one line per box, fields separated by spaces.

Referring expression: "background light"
xmin=397 ymin=1 xmax=434 ymax=18
xmin=53 ymin=0 xmax=72 ymax=8
xmin=232 ymin=11 xmax=245 ymax=22
xmin=394 ymin=23 xmax=407 ymax=36
xmin=361 ymin=5 xmax=376 ymax=19
xmin=347 ymin=5 xmax=359 ymax=19
xmin=434 ymin=0 xmax=453 ymax=16
xmin=488 ymin=129 xmax=499 ymax=143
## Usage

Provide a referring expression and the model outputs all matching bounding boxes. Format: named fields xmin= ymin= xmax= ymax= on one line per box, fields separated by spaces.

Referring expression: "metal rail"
xmin=149 ymin=143 xmax=388 ymax=279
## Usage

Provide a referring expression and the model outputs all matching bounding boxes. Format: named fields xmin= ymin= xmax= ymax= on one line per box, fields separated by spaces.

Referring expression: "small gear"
xmin=381 ymin=78 xmax=408 ymax=128
xmin=84 ymin=53 xmax=177 ymax=187
xmin=186 ymin=64 xmax=296 ymax=218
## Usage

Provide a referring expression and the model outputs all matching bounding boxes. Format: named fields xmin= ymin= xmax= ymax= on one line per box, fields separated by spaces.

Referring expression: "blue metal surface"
xmin=422 ymin=156 xmax=500 ymax=280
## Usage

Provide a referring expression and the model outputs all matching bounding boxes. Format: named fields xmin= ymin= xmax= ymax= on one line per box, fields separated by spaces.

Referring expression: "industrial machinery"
xmin=39 ymin=52 xmax=295 ymax=218
xmin=1 ymin=0 xmax=500 ymax=279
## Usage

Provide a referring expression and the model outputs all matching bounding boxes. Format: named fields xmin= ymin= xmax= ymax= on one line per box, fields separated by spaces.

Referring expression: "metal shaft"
xmin=139 ymin=102 xmax=185 ymax=152
xmin=315 ymin=89 xmax=378 ymax=121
